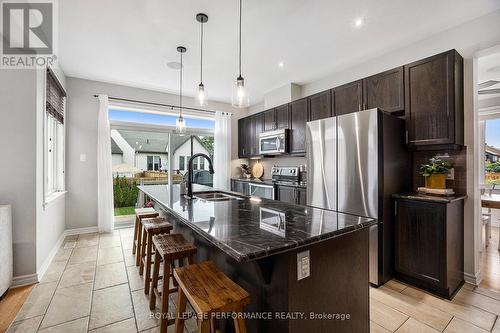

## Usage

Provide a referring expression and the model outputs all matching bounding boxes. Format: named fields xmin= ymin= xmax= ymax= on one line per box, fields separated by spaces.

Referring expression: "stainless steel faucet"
xmin=186 ymin=153 xmax=214 ymax=198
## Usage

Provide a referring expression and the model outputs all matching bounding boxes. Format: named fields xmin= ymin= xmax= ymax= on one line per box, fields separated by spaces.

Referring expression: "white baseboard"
xmin=36 ymin=230 xmax=67 ymax=283
xmin=11 ymin=274 xmax=38 ymax=288
xmin=65 ymin=226 xmax=98 ymax=236
xmin=464 ymin=271 xmax=482 ymax=286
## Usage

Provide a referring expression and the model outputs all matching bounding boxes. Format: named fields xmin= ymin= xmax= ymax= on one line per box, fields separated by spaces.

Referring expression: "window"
xmin=147 ymin=155 xmax=161 ymax=171
xmin=179 ymin=156 xmax=185 ymax=171
xmin=200 ymin=157 xmax=205 ymax=170
xmin=193 ymin=156 xmax=199 ymax=170
xmin=45 ymin=69 xmax=66 ymax=200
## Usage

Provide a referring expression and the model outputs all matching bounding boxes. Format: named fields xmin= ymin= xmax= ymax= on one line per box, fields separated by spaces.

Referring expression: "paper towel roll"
xmin=0 ymin=205 xmax=13 ymax=296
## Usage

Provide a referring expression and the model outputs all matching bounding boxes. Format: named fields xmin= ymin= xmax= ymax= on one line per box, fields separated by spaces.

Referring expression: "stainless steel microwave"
xmin=259 ymin=129 xmax=288 ymax=155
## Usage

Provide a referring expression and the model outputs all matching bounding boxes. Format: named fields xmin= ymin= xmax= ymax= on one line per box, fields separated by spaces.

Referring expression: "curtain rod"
xmin=92 ymin=95 xmax=232 ymax=115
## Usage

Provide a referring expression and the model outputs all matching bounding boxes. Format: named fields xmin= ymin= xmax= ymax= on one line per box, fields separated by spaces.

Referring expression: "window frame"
xmin=44 ymin=68 xmax=66 ymax=205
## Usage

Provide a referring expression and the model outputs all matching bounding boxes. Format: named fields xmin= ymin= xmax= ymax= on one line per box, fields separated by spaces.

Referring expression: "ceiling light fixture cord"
xmin=180 ymin=51 xmax=183 ymax=117
xmin=200 ymin=21 xmax=204 ymax=84
xmin=239 ymin=0 xmax=242 ymax=77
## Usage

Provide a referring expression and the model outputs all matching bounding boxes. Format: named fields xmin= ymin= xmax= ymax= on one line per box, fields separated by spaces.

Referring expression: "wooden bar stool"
xmin=133 ymin=208 xmax=159 ymax=265
xmin=150 ymin=233 xmax=197 ymax=333
xmin=173 ymin=261 xmax=251 ymax=333
xmin=139 ymin=217 xmax=173 ymax=294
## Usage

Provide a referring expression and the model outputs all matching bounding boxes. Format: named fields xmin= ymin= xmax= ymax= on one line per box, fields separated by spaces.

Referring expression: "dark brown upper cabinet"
xmin=308 ymin=90 xmax=333 ymax=121
xmin=289 ymin=98 xmax=308 ymax=155
xmin=263 ymin=109 xmax=276 ymax=131
xmin=238 ymin=117 xmax=249 ymax=158
xmin=250 ymin=113 xmax=264 ymax=156
xmin=275 ymin=104 xmax=290 ymax=129
xmin=332 ymin=80 xmax=363 ymax=116
xmin=363 ymin=67 xmax=404 ymax=115
xmin=404 ymin=50 xmax=464 ymax=149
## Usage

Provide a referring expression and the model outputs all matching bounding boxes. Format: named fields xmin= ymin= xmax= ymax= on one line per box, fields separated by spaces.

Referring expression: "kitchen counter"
xmin=139 ymin=184 xmax=375 ymax=262
xmin=139 ymin=184 xmax=374 ymax=332
xmin=392 ymin=193 xmax=467 ymax=203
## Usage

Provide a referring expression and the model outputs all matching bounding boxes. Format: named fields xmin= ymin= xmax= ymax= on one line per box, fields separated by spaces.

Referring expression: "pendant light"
xmin=232 ymin=0 xmax=249 ymax=108
xmin=195 ymin=13 xmax=208 ymax=107
xmin=176 ymin=46 xmax=187 ymax=135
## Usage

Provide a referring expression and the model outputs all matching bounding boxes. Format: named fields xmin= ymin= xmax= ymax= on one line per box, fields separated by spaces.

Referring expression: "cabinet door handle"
xmin=358 ymin=104 xmax=362 ymax=112
xmin=394 ymin=201 xmax=398 ymax=216
xmin=405 ymin=131 xmax=409 ymax=144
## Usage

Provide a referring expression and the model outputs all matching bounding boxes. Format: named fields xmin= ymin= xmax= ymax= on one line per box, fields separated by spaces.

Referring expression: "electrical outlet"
xmin=80 ymin=154 xmax=87 ymax=162
xmin=447 ymin=168 xmax=455 ymax=180
xmin=297 ymin=250 xmax=310 ymax=280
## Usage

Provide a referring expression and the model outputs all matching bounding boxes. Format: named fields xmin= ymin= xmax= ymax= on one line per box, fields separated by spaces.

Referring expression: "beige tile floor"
xmin=7 ymin=228 xmax=198 ymax=333
xmin=6 ymin=227 xmax=500 ymax=333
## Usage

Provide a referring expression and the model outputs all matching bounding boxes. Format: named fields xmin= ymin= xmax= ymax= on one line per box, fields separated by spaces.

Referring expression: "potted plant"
xmin=420 ymin=157 xmax=452 ymax=189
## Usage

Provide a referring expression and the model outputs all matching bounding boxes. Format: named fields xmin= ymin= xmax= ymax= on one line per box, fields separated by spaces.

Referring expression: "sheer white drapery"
xmin=97 ymin=95 xmax=114 ymax=232
xmin=213 ymin=111 xmax=232 ymax=190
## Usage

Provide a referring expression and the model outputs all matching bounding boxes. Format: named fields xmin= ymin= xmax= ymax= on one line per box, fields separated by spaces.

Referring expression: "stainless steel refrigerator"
xmin=306 ymin=108 xmax=410 ymax=286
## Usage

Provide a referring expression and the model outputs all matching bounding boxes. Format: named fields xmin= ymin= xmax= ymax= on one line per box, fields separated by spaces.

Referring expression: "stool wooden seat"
xmin=151 ymin=233 xmax=197 ymax=333
xmin=173 ymin=261 xmax=250 ymax=333
xmin=139 ymin=217 xmax=173 ymax=294
xmin=133 ymin=208 xmax=159 ymax=265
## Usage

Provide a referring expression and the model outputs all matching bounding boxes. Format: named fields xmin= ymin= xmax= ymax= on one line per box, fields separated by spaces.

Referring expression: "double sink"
xmin=194 ymin=191 xmax=245 ymax=202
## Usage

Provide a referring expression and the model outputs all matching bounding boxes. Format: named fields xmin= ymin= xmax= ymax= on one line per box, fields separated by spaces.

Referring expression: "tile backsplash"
xmin=412 ymin=147 xmax=467 ymax=195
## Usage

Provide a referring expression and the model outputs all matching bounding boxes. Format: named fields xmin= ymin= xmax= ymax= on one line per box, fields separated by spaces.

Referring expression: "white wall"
xmin=172 ymin=139 xmax=210 ymax=172
xmin=112 ymin=154 xmax=123 ymax=166
xmin=135 ymin=153 xmax=168 ymax=171
xmin=0 ymin=70 xmax=37 ymax=279
xmin=110 ymin=129 xmax=135 ymax=166
xmin=65 ymin=77 xmax=245 ymax=230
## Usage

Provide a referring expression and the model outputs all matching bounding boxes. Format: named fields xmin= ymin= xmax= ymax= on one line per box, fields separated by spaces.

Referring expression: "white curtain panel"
xmin=213 ymin=111 xmax=232 ymax=190
xmin=97 ymin=95 xmax=114 ymax=232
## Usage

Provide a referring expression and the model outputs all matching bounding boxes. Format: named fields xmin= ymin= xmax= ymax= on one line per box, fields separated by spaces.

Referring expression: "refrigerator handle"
xmin=358 ymin=103 xmax=362 ymax=112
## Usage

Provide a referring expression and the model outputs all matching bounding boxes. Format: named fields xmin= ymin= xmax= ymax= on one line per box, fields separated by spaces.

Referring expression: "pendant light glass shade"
xmin=232 ymin=76 xmax=249 ymax=108
xmin=175 ymin=116 xmax=186 ymax=134
xmin=195 ymin=13 xmax=209 ymax=107
xmin=232 ymin=0 xmax=249 ymax=108
xmin=176 ymin=46 xmax=187 ymax=136
xmin=195 ymin=83 xmax=208 ymax=107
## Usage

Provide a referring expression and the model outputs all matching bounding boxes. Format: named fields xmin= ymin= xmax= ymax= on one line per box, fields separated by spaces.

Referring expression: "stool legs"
xmin=233 ymin=307 xmax=247 ymax=333
xmin=136 ymin=224 xmax=143 ymax=266
xmin=144 ymin=232 xmax=154 ymax=294
xmin=174 ymin=287 xmax=187 ymax=333
xmin=132 ymin=216 xmax=139 ymax=255
xmin=160 ymin=259 xmax=171 ymax=333
xmin=139 ymin=229 xmax=147 ymax=275
xmin=150 ymin=248 xmax=161 ymax=310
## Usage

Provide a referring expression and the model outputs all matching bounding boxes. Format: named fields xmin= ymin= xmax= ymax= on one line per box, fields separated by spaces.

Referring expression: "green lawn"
xmin=114 ymin=206 xmax=135 ymax=216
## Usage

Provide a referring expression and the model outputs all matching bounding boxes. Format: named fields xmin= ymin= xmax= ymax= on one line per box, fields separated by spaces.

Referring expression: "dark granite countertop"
xmin=231 ymin=178 xmax=307 ymax=188
xmin=139 ymin=184 xmax=375 ymax=262
xmin=392 ymin=193 xmax=467 ymax=203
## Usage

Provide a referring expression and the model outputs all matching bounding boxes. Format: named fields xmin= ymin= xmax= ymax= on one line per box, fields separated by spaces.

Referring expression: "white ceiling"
xmin=58 ymin=0 xmax=500 ymax=106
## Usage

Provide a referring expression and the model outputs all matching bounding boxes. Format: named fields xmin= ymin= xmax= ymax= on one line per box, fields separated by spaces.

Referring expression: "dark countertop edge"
xmin=141 ymin=187 xmax=376 ymax=263
xmin=392 ymin=193 xmax=467 ymax=203
xmin=231 ymin=178 xmax=307 ymax=188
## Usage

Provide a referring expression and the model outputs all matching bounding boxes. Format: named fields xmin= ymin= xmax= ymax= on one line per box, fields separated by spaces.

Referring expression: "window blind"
xmin=46 ymin=69 xmax=66 ymax=124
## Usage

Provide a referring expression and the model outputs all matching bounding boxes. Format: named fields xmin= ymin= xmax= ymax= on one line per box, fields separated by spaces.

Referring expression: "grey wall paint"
xmin=0 ymin=70 xmax=37 ymax=277
xmin=65 ymin=77 xmax=246 ymax=230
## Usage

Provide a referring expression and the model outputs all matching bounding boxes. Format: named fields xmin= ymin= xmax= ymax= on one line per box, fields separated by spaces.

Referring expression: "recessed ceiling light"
xmin=354 ymin=17 xmax=365 ymax=28
xmin=278 ymin=61 xmax=284 ymax=68
xmin=166 ymin=61 xmax=183 ymax=70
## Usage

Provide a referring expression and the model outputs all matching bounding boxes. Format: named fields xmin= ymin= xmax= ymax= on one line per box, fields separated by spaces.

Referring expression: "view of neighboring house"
xmin=486 ymin=144 xmax=500 ymax=162
xmin=111 ymin=129 xmax=212 ymax=175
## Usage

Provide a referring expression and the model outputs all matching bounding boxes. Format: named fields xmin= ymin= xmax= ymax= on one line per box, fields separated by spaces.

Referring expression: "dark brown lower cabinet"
xmin=277 ymin=185 xmax=307 ymax=205
xmin=231 ymin=180 xmax=249 ymax=196
xmin=393 ymin=196 xmax=464 ymax=299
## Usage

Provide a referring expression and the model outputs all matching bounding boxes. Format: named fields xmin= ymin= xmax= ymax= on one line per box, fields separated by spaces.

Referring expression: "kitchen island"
xmin=139 ymin=184 xmax=376 ymax=333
